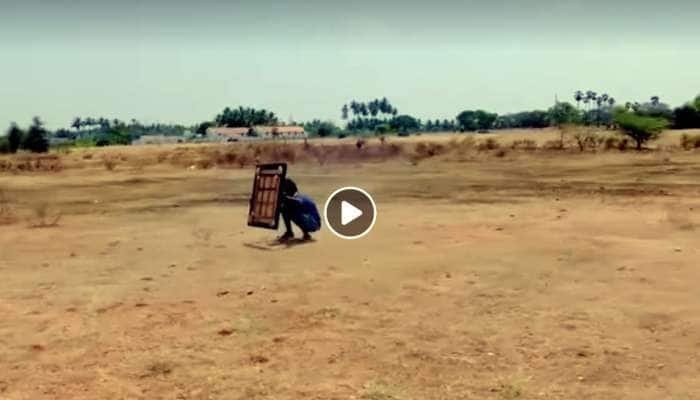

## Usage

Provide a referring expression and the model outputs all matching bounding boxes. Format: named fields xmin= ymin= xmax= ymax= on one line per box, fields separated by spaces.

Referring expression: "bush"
xmin=414 ymin=142 xmax=446 ymax=158
xmin=0 ymin=137 xmax=9 ymax=154
xmin=614 ymin=110 xmax=669 ymax=150
xmin=572 ymin=130 xmax=597 ymax=152
xmin=477 ymin=138 xmax=500 ymax=151
xmin=101 ymin=156 xmax=118 ymax=171
xmin=680 ymin=134 xmax=700 ymax=150
xmin=542 ymin=140 xmax=564 ymax=150
xmin=6 ymin=123 xmax=23 ymax=153
xmin=22 ymin=118 xmax=49 ymax=153
xmin=29 ymin=201 xmax=62 ymax=228
xmin=511 ymin=139 xmax=537 ymax=151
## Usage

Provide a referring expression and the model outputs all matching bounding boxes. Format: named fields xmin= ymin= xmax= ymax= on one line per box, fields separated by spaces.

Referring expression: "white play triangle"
xmin=341 ymin=201 xmax=363 ymax=226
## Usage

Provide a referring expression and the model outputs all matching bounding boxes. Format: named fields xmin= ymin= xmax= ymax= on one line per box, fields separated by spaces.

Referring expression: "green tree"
xmin=341 ymin=104 xmax=349 ymax=120
xmin=614 ymin=109 xmax=669 ymax=151
xmin=474 ymin=110 xmax=498 ymax=130
xmin=304 ymin=120 xmax=340 ymax=137
xmin=390 ymin=115 xmax=420 ymax=133
xmin=7 ymin=123 xmax=24 ymax=153
xmin=456 ymin=110 xmax=497 ymax=131
xmin=96 ymin=126 xmax=131 ymax=146
xmin=548 ymin=102 xmax=580 ymax=126
xmin=214 ymin=106 xmax=279 ymax=127
xmin=22 ymin=117 xmax=49 ymax=153
xmin=456 ymin=110 xmax=478 ymax=131
xmin=196 ymin=121 xmax=213 ymax=135
xmin=0 ymin=136 xmax=9 ymax=154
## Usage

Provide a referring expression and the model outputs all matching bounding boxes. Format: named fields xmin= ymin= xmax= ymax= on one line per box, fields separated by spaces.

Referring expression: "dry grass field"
xmin=1 ymin=129 xmax=700 ymax=399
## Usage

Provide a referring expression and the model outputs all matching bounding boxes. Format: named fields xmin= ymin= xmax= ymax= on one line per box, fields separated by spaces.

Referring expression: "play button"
xmin=341 ymin=201 xmax=363 ymax=226
xmin=325 ymin=187 xmax=377 ymax=239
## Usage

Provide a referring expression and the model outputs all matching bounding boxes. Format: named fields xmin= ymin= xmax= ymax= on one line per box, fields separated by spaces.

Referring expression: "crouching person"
xmin=279 ymin=178 xmax=321 ymax=242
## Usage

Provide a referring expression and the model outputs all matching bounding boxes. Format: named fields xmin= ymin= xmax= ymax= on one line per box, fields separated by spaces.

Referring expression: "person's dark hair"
xmin=283 ymin=178 xmax=298 ymax=196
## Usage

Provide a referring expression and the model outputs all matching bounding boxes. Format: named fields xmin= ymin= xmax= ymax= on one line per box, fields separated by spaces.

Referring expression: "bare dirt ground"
xmin=1 ymin=134 xmax=700 ymax=399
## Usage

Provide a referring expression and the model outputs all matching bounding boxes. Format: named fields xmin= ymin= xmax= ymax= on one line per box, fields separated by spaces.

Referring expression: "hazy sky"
xmin=1 ymin=0 xmax=699 ymax=129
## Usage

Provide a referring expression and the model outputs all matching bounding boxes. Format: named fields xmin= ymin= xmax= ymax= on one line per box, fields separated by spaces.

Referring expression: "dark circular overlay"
xmin=324 ymin=187 xmax=377 ymax=239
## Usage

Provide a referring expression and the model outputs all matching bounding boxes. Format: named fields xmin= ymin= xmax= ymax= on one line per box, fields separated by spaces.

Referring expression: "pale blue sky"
xmin=1 ymin=0 xmax=699 ymax=129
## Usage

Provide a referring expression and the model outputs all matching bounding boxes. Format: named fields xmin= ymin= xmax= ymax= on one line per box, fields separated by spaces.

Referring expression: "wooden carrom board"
xmin=247 ymin=163 xmax=287 ymax=230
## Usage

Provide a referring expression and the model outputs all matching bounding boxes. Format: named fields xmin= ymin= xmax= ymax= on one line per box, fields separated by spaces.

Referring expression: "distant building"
xmin=254 ymin=126 xmax=306 ymax=140
xmin=206 ymin=127 xmax=252 ymax=142
xmin=206 ymin=126 xmax=306 ymax=142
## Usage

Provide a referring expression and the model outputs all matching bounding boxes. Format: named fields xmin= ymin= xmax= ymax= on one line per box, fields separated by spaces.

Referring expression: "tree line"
xmin=2 ymin=92 xmax=700 ymax=153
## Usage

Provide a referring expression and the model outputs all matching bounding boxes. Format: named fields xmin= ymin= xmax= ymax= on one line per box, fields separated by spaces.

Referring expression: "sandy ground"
xmin=1 ymin=143 xmax=700 ymax=399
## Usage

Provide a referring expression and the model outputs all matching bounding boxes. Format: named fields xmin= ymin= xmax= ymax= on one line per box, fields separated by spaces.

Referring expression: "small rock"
xmin=246 ymin=291 xmax=254 ymax=296
xmin=270 ymin=299 xmax=278 ymax=303
xmin=216 ymin=290 xmax=230 ymax=297
xmin=445 ymin=272 xmax=452 ymax=279
xmin=674 ymin=248 xmax=682 ymax=253
xmin=69 ymin=252 xmax=77 ymax=257
xmin=577 ymin=376 xmax=584 ymax=381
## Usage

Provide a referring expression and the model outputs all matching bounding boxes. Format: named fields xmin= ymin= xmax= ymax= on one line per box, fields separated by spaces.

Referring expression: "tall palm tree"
xmin=71 ymin=117 xmax=82 ymax=131
xmin=574 ymin=90 xmax=584 ymax=109
xmin=650 ymin=96 xmax=660 ymax=106
xmin=350 ymin=101 xmax=359 ymax=117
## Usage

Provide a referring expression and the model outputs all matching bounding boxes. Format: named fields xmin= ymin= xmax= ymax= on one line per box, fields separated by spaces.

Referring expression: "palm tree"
xmin=350 ymin=101 xmax=359 ymax=117
xmin=650 ymin=96 xmax=660 ymax=106
xmin=341 ymin=104 xmax=349 ymax=120
xmin=574 ymin=90 xmax=584 ymax=109
xmin=71 ymin=117 xmax=82 ymax=131
xmin=608 ymin=97 xmax=616 ymax=107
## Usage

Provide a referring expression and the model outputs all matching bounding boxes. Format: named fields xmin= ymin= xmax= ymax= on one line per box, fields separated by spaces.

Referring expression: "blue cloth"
xmin=287 ymin=194 xmax=321 ymax=232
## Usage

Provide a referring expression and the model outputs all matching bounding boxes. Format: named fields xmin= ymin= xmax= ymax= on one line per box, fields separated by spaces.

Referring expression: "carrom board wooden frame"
xmin=247 ymin=163 xmax=287 ymax=230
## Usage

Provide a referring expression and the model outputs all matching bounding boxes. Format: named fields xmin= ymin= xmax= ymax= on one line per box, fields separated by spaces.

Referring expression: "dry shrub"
xmin=510 ymin=139 xmax=537 ymax=151
xmin=82 ymin=153 xmax=93 ymax=160
xmin=237 ymin=152 xmax=252 ymax=168
xmin=271 ymin=144 xmax=298 ymax=164
xmin=101 ymin=155 xmax=117 ymax=171
xmin=477 ymin=138 xmax=500 ymax=151
xmin=680 ymin=134 xmax=700 ymax=150
xmin=495 ymin=149 xmax=508 ymax=158
xmin=356 ymin=139 xmax=367 ymax=149
xmin=414 ymin=142 xmax=446 ymax=158
xmin=0 ymin=154 xmax=63 ymax=173
xmin=617 ymin=138 xmax=630 ymax=151
xmin=0 ymin=188 xmax=16 ymax=225
xmin=156 ymin=152 xmax=169 ymax=163
xmin=213 ymin=148 xmax=238 ymax=167
xmin=29 ymin=201 xmax=62 ymax=228
xmin=196 ymin=159 xmax=214 ymax=169
xmin=603 ymin=136 xmax=620 ymax=150
xmin=569 ymin=127 xmax=598 ymax=152
xmin=542 ymin=140 xmax=564 ymax=150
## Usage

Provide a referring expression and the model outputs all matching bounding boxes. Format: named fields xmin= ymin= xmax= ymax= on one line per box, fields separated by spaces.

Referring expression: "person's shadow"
xmin=243 ymin=237 xmax=315 ymax=251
